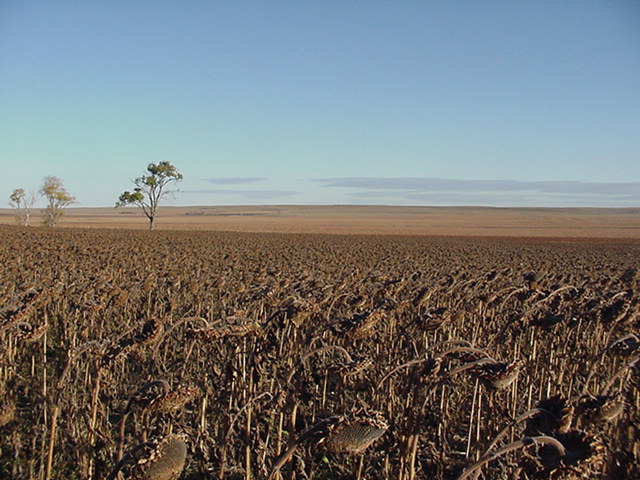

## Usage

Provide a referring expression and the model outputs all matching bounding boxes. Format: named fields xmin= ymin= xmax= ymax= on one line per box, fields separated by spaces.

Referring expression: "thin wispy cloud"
xmin=203 ymin=177 xmax=267 ymax=185
xmin=313 ymin=177 xmax=640 ymax=207
xmin=186 ymin=178 xmax=300 ymax=203
xmin=186 ymin=188 xmax=300 ymax=201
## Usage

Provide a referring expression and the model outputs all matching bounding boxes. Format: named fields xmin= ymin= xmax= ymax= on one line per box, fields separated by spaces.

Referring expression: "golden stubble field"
xmin=0 ymin=207 xmax=639 ymax=480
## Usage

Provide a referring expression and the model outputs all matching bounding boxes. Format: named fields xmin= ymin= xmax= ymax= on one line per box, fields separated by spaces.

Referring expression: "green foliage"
xmin=39 ymin=176 xmax=75 ymax=227
xmin=117 ymin=188 xmax=145 ymax=206
xmin=116 ymin=161 xmax=183 ymax=229
xmin=10 ymin=188 xmax=26 ymax=204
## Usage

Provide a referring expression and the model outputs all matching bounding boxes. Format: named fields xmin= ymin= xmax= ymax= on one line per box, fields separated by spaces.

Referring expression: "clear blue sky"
xmin=2 ymin=1 xmax=639 ymax=207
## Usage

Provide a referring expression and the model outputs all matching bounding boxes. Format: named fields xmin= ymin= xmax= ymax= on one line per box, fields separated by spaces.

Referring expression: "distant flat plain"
xmin=1 ymin=205 xmax=639 ymax=239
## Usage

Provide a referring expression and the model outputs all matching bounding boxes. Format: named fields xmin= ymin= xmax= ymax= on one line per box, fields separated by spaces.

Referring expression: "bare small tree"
xmin=40 ymin=176 xmax=75 ymax=227
xmin=9 ymin=188 xmax=37 ymax=226
xmin=116 ymin=161 xmax=183 ymax=230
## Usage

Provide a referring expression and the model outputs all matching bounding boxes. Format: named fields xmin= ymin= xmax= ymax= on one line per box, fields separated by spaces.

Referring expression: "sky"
xmin=1 ymin=1 xmax=639 ymax=208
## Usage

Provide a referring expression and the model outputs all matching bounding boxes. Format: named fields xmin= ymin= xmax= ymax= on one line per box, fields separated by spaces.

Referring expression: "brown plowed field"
xmin=1 ymin=205 xmax=639 ymax=238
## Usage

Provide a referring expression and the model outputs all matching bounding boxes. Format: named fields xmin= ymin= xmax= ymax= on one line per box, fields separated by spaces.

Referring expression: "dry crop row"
xmin=0 ymin=226 xmax=639 ymax=479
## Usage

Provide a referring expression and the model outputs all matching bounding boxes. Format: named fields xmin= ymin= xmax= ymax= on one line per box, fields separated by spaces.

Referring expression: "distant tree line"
xmin=8 ymin=161 xmax=182 ymax=229
xmin=8 ymin=176 xmax=75 ymax=227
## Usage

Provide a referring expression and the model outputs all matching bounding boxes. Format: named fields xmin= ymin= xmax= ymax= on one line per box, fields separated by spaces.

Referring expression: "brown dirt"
xmin=1 ymin=205 xmax=639 ymax=239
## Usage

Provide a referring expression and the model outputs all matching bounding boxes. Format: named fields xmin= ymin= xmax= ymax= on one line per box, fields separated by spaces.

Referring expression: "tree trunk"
xmin=149 ymin=215 xmax=155 ymax=230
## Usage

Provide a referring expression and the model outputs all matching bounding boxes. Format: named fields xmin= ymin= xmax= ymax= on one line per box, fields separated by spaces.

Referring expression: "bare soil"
xmin=1 ymin=205 xmax=639 ymax=239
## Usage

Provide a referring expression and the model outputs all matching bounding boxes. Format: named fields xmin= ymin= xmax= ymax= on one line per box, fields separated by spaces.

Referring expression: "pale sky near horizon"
xmin=1 ymin=1 xmax=639 ymax=208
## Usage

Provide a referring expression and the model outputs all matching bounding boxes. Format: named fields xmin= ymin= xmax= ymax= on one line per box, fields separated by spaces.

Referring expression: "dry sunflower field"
xmin=0 ymin=225 xmax=639 ymax=480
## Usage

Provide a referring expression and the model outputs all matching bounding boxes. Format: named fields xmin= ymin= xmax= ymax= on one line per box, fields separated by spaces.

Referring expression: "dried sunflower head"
xmin=525 ymin=396 xmax=573 ymax=436
xmin=150 ymin=386 xmax=199 ymax=415
xmin=575 ymin=393 xmax=625 ymax=425
xmin=111 ymin=434 xmax=188 ymax=480
xmin=474 ymin=359 xmax=525 ymax=390
xmin=133 ymin=434 xmax=188 ymax=480
xmin=525 ymin=430 xmax=606 ymax=480
xmin=321 ymin=408 xmax=388 ymax=454
xmin=608 ymin=333 xmax=640 ymax=357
